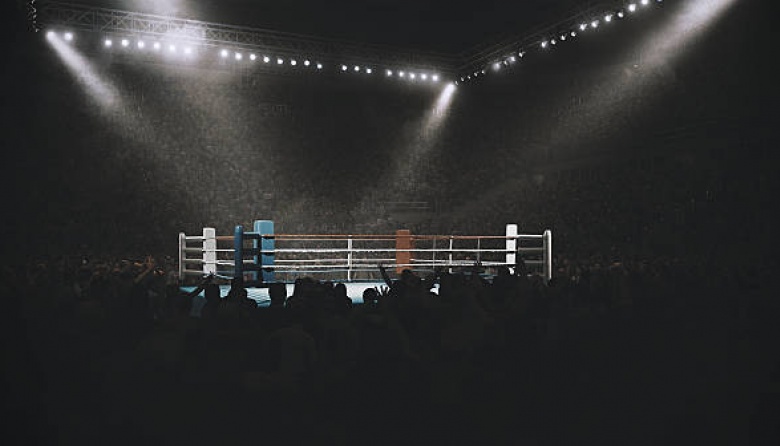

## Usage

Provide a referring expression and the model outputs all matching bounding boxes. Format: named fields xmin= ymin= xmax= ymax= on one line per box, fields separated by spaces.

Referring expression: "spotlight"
xmin=366 ymin=68 xmax=372 ymax=74
xmin=184 ymin=47 xmax=193 ymax=55
xmin=605 ymin=14 xmax=613 ymax=22
xmin=560 ymin=34 xmax=566 ymax=41
xmin=541 ymin=41 xmax=548 ymax=48
xmin=341 ymin=64 xmax=348 ymax=71
xmin=104 ymin=39 xmax=112 ymax=47
xmin=291 ymin=59 xmax=297 ymax=66
xmin=235 ymin=52 xmax=242 ymax=60
xmin=277 ymin=58 xmax=283 ymax=64
xmin=121 ymin=39 xmax=129 ymax=47
xmin=316 ymin=63 xmax=323 ymax=69
xmin=551 ymin=39 xmax=557 ymax=45
xmin=63 ymin=32 xmax=73 ymax=41
xmin=579 ymin=23 xmax=587 ymax=31
xmin=399 ymin=71 xmax=405 ymax=77
xmin=304 ymin=60 xmax=310 ymax=66
xmin=518 ymin=51 xmax=525 ymax=57
xmin=410 ymin=73 xmax=416 ymax=79
xmin=169 ymin=44 xmax=176 ymax=53
xmin=137 ymin=40 xmax=145 ymax=49
xmin=432 ymin=75 xmax=439 ymax=82
xmin=354 ymin=65 xmax=360 ymax=72
xmin=153 ymin=42 xmax=161 ymax=50
xmin=591 ymin=20 xmax=599 ymax=28
xmin=571 ymin=31 xmax=577 ymax=37
xmin=387 ymin=69 xmax=393 ymax=76
xmin=628 ymin=3 xmax=637 ymax=12
xmin=509 ymin=56 xmax=516 ymax=62
xmin=493 ymin=62 xmax=501 ymax=70
xmin=617 ymin=10 xmax=625 ymax=18
xmin=46 ymin=31 xmax=55 ymax=39
xmin=250 ymin=53 xmax=256 ymax=60
xmin=641 ymin=0 xmax=649 ymax=5
xmin=220 ymin=49 xmax=228 ymax=58
xmin=421 ymin=73 xmax=427 ymax=80
xmin=263 ymin=56 xmax=270 ymax=63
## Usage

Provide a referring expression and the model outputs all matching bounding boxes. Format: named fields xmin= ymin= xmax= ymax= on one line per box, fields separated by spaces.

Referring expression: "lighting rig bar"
xmin=33 ymin=0 xmax=458 ymax=75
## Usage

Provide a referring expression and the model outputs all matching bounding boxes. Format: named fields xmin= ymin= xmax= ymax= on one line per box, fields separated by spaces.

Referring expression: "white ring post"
xmin=448 ymin=236 xmax=454 ymax=274
xmin=178 ymin=232 xmax=186 ymax=283
xmin=543 ymin=229 xmax=553 ymax=283
xmin=347 ymin=236 xmax=353 ymax=282
xmin=506 ymin=224 xmax=518 ymax=275
xmin=203 ymin=227 xmax=217 ymax=276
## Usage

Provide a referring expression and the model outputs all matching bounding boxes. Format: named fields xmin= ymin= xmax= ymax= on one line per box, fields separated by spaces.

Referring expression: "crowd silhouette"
xmin=2 ymin=244 xmax=778 ymax=445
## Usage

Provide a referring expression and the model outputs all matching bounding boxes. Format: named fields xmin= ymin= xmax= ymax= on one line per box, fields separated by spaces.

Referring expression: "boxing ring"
xmin=178 ymin=221 xmax=552 ymax=294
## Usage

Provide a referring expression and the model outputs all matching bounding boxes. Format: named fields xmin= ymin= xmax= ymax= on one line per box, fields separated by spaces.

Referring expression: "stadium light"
xmin=63 ymin=32 xmax=73 ymax=41
xmin=277 ymin=58 xmax=283 ymax=64
xmin=386 ymin=69 xmax=393 ymax=76
xmin=316 ymin=63 xmax=323 ymax=69
xmin=137 ymin=40 xmax=145 ymax=49
xmin=541 ymin=41 xmax=548 ymax=48
xmin=250 ymin=53 xmax=256 ymax=60
xmin=169 ymin=44 xmax=176 ymax=53
xmin=605 ymin=14 xmax=613 ymax=22
xmin=399 ymin=71 xmax=405 ymax=77
xmin=618 ymin=10 xmax=625 ymax=18
xmin=410 ymin=73 xmax=416 ymax=79
xmin=341 ymin=64 xmax=348 ymax=71
xmin=121 ymin=39 xmax=129 ymax=47
xmin=591 ymin=20 xmax=599 ymax=28
xmin=104 ymin=39 xmax=112 ymax=47
xmin=291 ymin=59 xmax=297 ymax=66
xmin=421 ymin=73 xmax=427 ymax=80
xmin=354 ymin=65 xmax=360 ymax=72
xmin=571 ymin=31 xmax=577 ymax=37
xmin=551 ymin=38 xmax=557 ymax=45
xmin=184 ymin=47 xmax=193 ymax=55
xmin=263 ymin=56 xmax=270 ymax=63
xmin=235 ymin=52 xmax=242 ymax=60
xmin=153 ymin=42 xmax=161 ymax=50
xmin=629 ymin=3 xmax=637 ymax=12
xmin=579 ymin=23 xmax=588 ymax=31
xmin=366 ymin=68 xmax=372 ymax=74
xmin=46 ymin=31 xmax=55 ymax=40
xmin=432 ymin=75 xmax=439 ymax=82
xmin=304 ymin=60 xmax=310 ymax=66
xmin=641 ymin=0 xmax=649 ymax=5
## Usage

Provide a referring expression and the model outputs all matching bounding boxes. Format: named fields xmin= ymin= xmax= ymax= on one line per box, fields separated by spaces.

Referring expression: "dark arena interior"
xmin=1 ymin=0 xmax=778 ymax=444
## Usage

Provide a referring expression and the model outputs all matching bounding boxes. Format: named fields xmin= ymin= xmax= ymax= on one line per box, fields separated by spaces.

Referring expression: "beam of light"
xmin=538 ymin=0 xmax=740 ymax=160
xmin=47 ymin=33 xmax=121 ymax=110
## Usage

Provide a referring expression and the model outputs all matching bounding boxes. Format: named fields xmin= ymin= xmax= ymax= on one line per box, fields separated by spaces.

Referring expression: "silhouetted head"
xmin=269 ymin=282 xmax=287 ymax=307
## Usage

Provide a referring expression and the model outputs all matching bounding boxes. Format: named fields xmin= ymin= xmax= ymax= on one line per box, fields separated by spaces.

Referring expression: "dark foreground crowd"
xmin=1 ymin=255 xmax=778 ymax=445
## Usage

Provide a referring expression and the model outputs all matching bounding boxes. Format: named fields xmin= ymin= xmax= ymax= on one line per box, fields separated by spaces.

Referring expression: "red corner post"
xmin=395 ymin=229 xmax=413 ymax=275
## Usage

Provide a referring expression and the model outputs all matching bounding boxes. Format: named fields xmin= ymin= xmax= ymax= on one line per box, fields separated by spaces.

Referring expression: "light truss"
xmin=35 ymin=0 xmax=459 ymax=74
